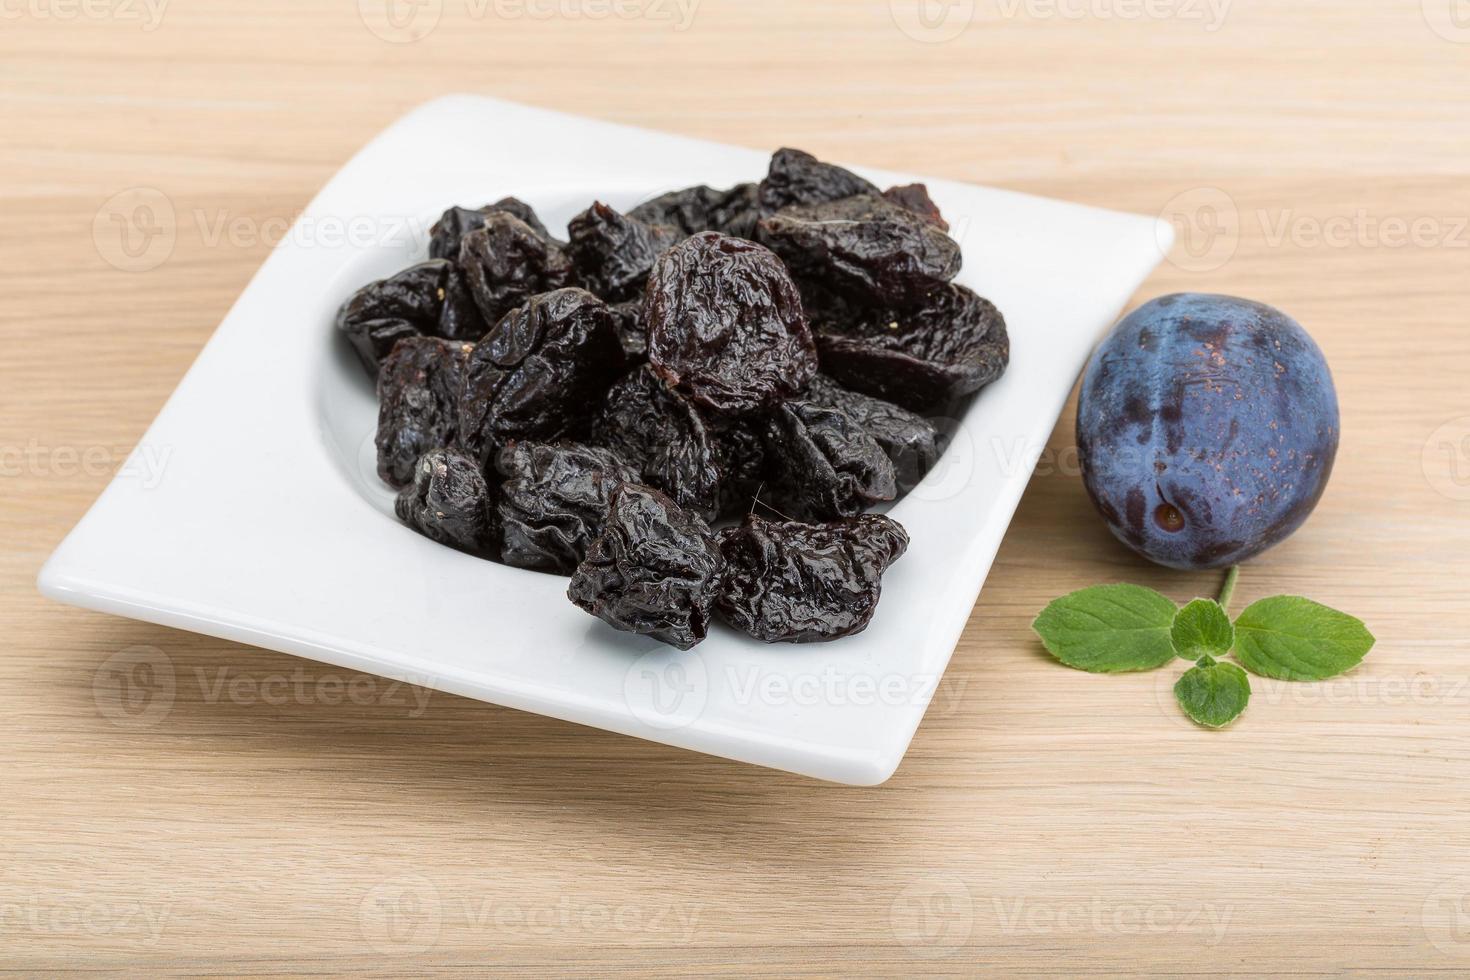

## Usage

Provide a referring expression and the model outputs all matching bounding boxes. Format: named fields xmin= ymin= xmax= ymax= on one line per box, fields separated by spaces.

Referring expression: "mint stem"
xmin=1218 ymin=566 xmax=1240 ymax=614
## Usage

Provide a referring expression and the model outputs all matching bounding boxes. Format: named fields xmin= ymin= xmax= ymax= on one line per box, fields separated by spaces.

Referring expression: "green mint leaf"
xmin=1170 ymin=598 xmax=1235 ymax=660
xmin=1233 ymin=596 xmax=1375 ymax=681
xmin=1174 ymin=655 xmax=1251 ymax=728
xmin=1032 ymin=584 xmax=1178 ymax=673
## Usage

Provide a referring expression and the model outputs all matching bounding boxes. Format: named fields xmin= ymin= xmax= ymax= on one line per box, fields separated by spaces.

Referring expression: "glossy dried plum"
xmin=805 ymin=375 xmax=940 ymax=491
xmin=882 ymin=183 xmax=949 ymax=230
xmin=645 ymin=232 xmax=816 ymax=416
xmin=459 ymin=211 xmax=576 ymax=324
xmin=394 ymin=449 xmax=496 ymax=557
xmin=337 ymin=260 xmax=485 ymax=375
xmin=457 ymin=287 xmax=625 ymax=466
xmin=376 ymin=336 xmax=473 ymax=488
xmin=341 ymin=154 xmax=1000 ymax=649
xmin=592 ymin=365 xmax=721 ymax=522
xmin=715 ymin=514 xmax=909 ymax=643
xmin=763 ymin=401 xmax=897 ymax=520
xmin=757 ymin=147 xmax=879 ymax=215
xmin=429 ymin=197 xmax=558 ymax=261
xmin=881 ymin=183 xmax=948 ymax=230
xmin=567 ymin=202 xmax=680 ymax=302
xmin=630 ymin=183 xmax=761 ymax=240
xmin=608 ymin=299 xmax=648 ymax=361
xmin=567 ymin=483 xmax=723 ymax=650
xmin=815 ymin=283 xmax=1009 ymax=412
xmin=483 ymin=196 xmax=556 ymax=241
xmin=495 ymin=441 xmax=638 ymax=574
xmin=431 ymin=206 xmax=487 ymax=261
xmin=711 ymin=415 xmax=771 ymax=518
xmin=757 ymin=193 xmax=961 ymax=307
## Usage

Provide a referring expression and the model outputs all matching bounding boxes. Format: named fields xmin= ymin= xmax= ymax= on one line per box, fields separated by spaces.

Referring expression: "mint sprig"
xmin=1032 ymin=566 xmax=1374 ymax=729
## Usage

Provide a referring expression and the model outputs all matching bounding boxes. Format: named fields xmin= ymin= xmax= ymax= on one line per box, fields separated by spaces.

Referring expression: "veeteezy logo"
xmin=993 ymin=0 xmax=1231 ymax=31
xmin=0 ymin=0 xmax=169 ymax=30
xmin=622 ymin=649 xmax=968 ymax=732
xmin=1423 ymin=0 xmax=1470 ymax=42
xmin=889 ymin=0 xmax=977 ymax=43
xmin=93 ymin=646 xmax=436 ymax=728
xmin=360 ymin=0 xmax=699 ymax=42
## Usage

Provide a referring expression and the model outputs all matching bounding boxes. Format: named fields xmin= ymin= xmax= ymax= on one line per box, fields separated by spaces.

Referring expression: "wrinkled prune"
xmin=344 ymin=148 xmax=1008 ymax=651
xmin=815 ymin=283 xmax=1009 ymax=412
xmin=376 ymin=336 xmax=474 ymax=488
xmin=882 ymin=183 xmax=949 ymax=231
xmin=567 ymin=202 xmax=680 ymax=302
xmin=429 ymin=197 xmax=558 ymax=261
xmin=592 ymin=365 xmax=721 ymax=522
xmin=459 ymin=211 xmax=576 ymax=325
xmin=757 ymin=147 xmax=879 ymax=215
xmin=484 ymin=196 xmax=556 ymax=241
xmin=337 ymin=260 xmax=485 ymax=375
xmin=568 ymin=483 xmax=723 ymax=650
xmin=431 ymin=206 xmax=487 ymax=261
xmin=758 ymin=193 xmax=961 ymax=307
xmin=645 ymin=232 xmax=817 ymax=416
xmin=495 ymin=441 xmax=639 ymax=574
xmin=394 ymin=449 xmax=497 ymax=557
xmin=711 ymin=415 xmax=771 ymax=518
xmin=716 ymin=514 xmax=909 ymax=643
xmin=805 ymin=375 xmax=940 ymax=492
xmin=764 ymin=401 xmax=897 ymax=520
xmin=631 ymin=183 xmax=761 ymax=240
xmin=458 ymin=288 xmax=625 ymax=466
xmin=608 ymin=299 xmax=648 ymax=361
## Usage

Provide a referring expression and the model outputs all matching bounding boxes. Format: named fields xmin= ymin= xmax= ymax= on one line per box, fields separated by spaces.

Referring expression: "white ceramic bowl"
xmin=39 ymin=96 xmax=1170 ymax=784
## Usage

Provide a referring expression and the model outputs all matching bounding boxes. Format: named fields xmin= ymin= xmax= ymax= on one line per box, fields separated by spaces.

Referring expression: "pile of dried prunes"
xmin=337 ymin=148 xmax=1009 ymax=650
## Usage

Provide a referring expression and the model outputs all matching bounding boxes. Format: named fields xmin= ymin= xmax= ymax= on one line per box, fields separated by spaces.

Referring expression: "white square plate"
xmin=40 ymin=95 xmax=1170 ymax=785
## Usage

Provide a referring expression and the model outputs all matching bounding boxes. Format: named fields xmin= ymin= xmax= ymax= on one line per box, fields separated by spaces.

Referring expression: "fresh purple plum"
xmin=1076 ymin=293 xmax=1339 ymax=570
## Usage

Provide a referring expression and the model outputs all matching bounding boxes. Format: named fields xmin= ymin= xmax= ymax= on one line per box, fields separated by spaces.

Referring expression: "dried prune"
xmin=567 ymin=483 xmax=723 ymax=650
xmin=431 ymin=206 xmax=487 ymax=260
xmin=630 ymin=183 xmax=761 ymax=240
xmin=645 ymin=232 xmax=817 ymax=416
xmin=716 ymin=514 xmax=909 ymax=643
xmin=592 ymin=365 xmax=721 ymax=522
xmin=429 ymin=197 xmax=558 ymax=261
xmin=376 ymin=336 xmax=473 ymax=488
xmin=882 ymin=183 xmax=949 ymax=231
xmin=815 ymin=283 xmax=1009 ymax=412
xmin=711 ymin=415 xmax=771 ymax=518
xmin=757 ymin=193 xmax=961 ymax=307
xmin=763 ymin=401 xmax=897 ymax=520
xmin=608 ymin=299 xmax=648 ymax=361
xmin=483 ymin=197 xmax=556 ymax=241
xmin=495 ymin=441 xmax=639 ymax=574
xmin=805 ymin=375 xmax=940 ymax=492
xmin=457 ymin=287 xmax=625 ymax=466
xmin=567 ymin=202 xmax=680 ymax=302
xmin=340 ymin=151 xmax=1003 ymax=649
xmin=394 ymin=449 xmax=496 ymax=557
xmin=757 ymin=147 xmax=879 ymax=215
xmin=337 ymin=260 xmax=485 ymax=375
xmin=459 ymin=211 xmax=576 ymax=324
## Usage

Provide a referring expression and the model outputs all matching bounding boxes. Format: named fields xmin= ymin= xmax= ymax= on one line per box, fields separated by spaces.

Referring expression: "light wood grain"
xmin=4 ymin=0 xmax=1469 ymax=975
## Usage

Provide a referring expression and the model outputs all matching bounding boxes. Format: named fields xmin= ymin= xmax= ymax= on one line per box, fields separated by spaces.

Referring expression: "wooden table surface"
xmin=5 ymin=1 xmax=1469 ymax=975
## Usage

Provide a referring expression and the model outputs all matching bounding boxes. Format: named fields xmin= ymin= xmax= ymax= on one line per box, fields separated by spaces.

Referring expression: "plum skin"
xmin=1076 ymin=293 xmax=1339 ymax=570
